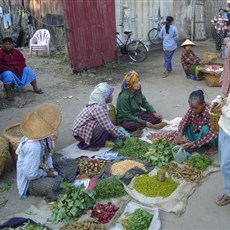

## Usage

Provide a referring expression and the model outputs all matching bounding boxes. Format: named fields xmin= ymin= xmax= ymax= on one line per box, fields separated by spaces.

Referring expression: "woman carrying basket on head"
xmin=178 ymin=90 xmax=218 ymax=156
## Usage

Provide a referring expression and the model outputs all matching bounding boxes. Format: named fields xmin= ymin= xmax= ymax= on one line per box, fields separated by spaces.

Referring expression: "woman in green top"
xmin=117 ymin=70 xmax=166 ymax=132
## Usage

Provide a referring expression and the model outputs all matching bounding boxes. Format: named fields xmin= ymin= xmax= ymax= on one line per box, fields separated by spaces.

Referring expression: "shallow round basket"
xmin=204 ymin=72 xmax=221 ymax=87
xmin=209 ymin=111 xmax=220 ymax=132
xmin=3 ymin=123 xmax=23 ymax=164
xmin=0 ymin=136 xmax=9 ymax=176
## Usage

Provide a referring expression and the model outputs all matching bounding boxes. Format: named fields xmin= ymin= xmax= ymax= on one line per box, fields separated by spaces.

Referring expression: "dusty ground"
xmin=0 ymin=39 xmax=229 ymax=229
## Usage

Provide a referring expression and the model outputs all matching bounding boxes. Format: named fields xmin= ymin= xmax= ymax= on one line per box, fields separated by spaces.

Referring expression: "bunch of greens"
xmin=93 ymin=177 xmax=126 ymax=199
xmin=186 ymin=155 xmax=213 ymax=170
xmin=145 ymin=139 xmax=175 ymax=167
xmin=49 ymin=182 xmax=96 ymax=224
xmin=120 ymin=208 xmax=153 ymax=230
xmin=118 ymin=137 xmax=150 ymax=160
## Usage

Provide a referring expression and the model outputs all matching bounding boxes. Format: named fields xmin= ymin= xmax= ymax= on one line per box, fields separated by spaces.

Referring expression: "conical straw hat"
xmin=20 ymin=103 xmax=62 ymax=139
xmin=181 ymin=39 xmax=195 ymax=47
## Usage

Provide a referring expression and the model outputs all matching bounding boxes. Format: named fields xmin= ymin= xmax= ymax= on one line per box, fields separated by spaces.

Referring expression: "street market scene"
xmin=0 ymin=0 xmax=230 ymax=229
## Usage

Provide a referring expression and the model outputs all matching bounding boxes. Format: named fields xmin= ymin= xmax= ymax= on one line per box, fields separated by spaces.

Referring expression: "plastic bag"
xmin=172 ymin=145 xmax=190 ymax=163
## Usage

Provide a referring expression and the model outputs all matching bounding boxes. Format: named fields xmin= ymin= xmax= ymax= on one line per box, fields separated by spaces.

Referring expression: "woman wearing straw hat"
xmin=117 ymin=70 xmax=167 ymax=133
xmin=181 ymin=39 xmax=202 ymax=80
xmin=72 ymin=82 xmax=127 ymax=151
xmin=16 ymin=103 xmax=69 ymax=200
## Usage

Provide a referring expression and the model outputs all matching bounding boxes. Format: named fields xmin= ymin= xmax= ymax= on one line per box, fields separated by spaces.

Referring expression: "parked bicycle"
xmin=148 ymin=16 xmax=166 ymax=45
xmin=116 ymin=30 xmax=148 ymax=62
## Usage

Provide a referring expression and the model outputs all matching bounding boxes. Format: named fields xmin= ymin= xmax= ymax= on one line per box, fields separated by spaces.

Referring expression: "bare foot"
xmin=151 ymin=122 xmax=168 ymax=130
xmin=203 ymin=146 xmax=217 ymax=157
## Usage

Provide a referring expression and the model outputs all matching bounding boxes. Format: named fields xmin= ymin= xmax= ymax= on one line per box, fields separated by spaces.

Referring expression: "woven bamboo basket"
xmin=0 ymin=136 xmax=9 ymax=176
xmin=3 ymin=123 xmax=23 ymax=164
xmin=202 ymin=52 xmax=219 ymax=64
xmin=204 ymin=72 xmax=221 ymax=87
xmin=209 ymin=110 xmax=220 ymax=132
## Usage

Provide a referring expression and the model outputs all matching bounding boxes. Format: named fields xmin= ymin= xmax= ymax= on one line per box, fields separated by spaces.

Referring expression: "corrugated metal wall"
xmin=63 ymin=0 xmax=117 ymax=72
xmin=115 ymin=0 xmax=208 ymax=43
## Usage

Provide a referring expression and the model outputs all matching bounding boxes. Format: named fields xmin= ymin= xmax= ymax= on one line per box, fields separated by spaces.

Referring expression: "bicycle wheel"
xmin=148 ymin=28 xmax=161 ymax=45
xmin=127 ymin=40 xmax=147 ymax=62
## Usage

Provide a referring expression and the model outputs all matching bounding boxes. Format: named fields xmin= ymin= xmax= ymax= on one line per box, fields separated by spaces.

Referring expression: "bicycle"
xmin=116 ymin=30 xmax=148 ymax=62
xmin=148 ymin=16 xmax=166 ymax=45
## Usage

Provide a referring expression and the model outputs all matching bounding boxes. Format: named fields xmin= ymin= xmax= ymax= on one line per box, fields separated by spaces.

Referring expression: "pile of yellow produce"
xmin=111 ymin=160 xmax=147 ymax=176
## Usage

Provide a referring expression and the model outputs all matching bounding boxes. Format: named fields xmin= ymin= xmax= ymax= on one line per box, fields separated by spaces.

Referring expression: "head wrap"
xmin=121 ymin=70 xmax=138 ymax=91
xmin=88 ymin=82 xmax=114 ymax=107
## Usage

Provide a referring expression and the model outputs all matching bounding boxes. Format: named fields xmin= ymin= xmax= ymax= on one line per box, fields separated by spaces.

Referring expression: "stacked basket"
xmin=3 ymin=123 xmax=23 ymax=165
xmin=202 ymin=52 xmax=222 ymax=87
xmin=204 ymin=72 xmax=221 ymax=87
xmin=0 ymin=136 xmax=9 ymax=176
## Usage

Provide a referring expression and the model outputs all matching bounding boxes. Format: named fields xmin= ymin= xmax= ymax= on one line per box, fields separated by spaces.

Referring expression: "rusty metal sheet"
xmin=63 ymin=0 xmax=117 ymax=72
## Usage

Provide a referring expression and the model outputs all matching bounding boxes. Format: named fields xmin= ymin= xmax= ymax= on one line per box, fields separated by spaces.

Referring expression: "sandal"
xmin=216 ymin=194 xmax=230 ymax=206
xmin=5 ymin=96 xmax=15 ymax=101
xmin=34 ymin=89 xmax=44 ymax=94
xmin=87 ymin=147 xmax=100 ymax=152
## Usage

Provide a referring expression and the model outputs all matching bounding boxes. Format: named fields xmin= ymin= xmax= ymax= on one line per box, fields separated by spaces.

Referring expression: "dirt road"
xmin=0 ymin=39 xmax=229 ymax=229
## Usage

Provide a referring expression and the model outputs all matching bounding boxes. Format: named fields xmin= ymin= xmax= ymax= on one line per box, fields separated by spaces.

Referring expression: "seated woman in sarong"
xmin=17 ymin=103 xmax=76 ymax=201
xmin=116 ymin=70 xmax=166 ymax=133
xmin=72 ymin=82 xmax=127 ymax=151
xmin=178 ymin=90 xmax=218 ymax=156
xmin=181 ymin=39 xmax=203 ymax=80
xmin=0 ymin=37 xmax=43 ymax=101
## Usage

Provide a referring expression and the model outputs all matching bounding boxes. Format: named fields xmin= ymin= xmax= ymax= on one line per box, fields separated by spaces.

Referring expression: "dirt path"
xmin=0 ymin=39 xmax=229 ymax=229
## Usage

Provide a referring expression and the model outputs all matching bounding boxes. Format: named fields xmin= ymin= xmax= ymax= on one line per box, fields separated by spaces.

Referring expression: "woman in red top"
xmin=0 ymin=37 xmax=43 ymax=101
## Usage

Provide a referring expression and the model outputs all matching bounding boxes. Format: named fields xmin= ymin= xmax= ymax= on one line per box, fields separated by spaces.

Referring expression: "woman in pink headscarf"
xmin=220 ymin=38 xmax=230 ymax=95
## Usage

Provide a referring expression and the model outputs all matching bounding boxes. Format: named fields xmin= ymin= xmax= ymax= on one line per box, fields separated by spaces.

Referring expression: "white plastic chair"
xmin=29 ymin=29 xmax=50 ymax=57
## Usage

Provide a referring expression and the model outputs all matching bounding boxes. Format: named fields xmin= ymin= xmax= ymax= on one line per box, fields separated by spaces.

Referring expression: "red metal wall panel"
xmin=63 ymin=0 xmax=117 ymax=71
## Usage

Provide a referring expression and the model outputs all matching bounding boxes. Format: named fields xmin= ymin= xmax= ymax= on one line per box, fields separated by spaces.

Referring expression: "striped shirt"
xmin=72 ymin=104 xmax=125 ymax=145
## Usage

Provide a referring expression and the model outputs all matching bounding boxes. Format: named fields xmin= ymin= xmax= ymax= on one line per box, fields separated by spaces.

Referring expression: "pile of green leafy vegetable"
xmin=145 ymin=139 xmax=175 ymax=167
xmin=120 ymin=208 xmax=153 ymax=230
xmin=93 ymin=177 xmax=126 ymax=199
xmin=118 ymin=137 xmax=150 ymax=160
xmin=49 ymin=182 xmax=96 ymax=224
xmin=186 ymin=155 xmax=213 ymax=170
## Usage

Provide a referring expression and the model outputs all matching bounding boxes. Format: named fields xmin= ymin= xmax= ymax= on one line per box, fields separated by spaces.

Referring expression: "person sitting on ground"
xmin=0 ymin=37 xmax=43 ymax=101
xmin=72 ymin=82 xmax=127 ymax=151
xmin=16 ymin=103 xmax=76 ymax=201
xmin=181 ymin=39 xmax=203 ymax=80
xmin=116 ymin=70 xmax=167 ymax=133
xmin=178 ymin=90 xmax=218 ymax=156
